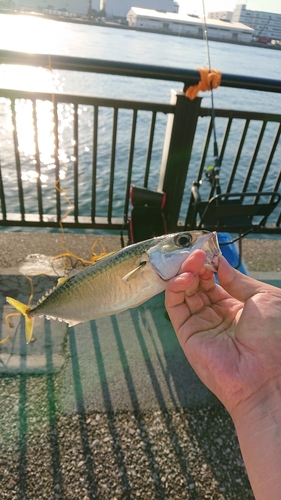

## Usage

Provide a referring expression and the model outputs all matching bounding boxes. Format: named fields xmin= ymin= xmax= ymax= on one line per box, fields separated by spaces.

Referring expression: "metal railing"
xmin=0 ymin=50 xmax=281 ymax=234
xmin=1 ymin=50 xmax=281 ymax=93
xmin=0 ymin=88 xmax=173 ymax=229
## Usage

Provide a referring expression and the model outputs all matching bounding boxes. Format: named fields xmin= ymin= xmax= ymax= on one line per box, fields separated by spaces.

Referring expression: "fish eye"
xmin=175 ymin=233 xmax=193 ymax=247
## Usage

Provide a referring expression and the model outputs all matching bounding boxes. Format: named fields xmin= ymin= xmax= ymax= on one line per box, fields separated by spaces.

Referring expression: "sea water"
xmin=0 ymin=13 xmax=281 ymax=229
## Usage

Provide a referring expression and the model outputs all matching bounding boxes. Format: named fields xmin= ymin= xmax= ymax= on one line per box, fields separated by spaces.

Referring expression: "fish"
xmin=6 ymin=230 xmax=221 ymax=344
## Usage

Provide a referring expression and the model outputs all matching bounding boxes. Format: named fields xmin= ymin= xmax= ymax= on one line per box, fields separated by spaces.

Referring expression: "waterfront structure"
xmin=208 ymin=4 xmax=281 ymax=42
xmin=207 ymin=10 xmax=233 ymax=22
xmin=232 ymin=4 xmax=281 ymax=42
xmin=103 ymin=0 xmax=177 ymax=18
xmin=10 ymin=0 xmax=100 ymax=14
xmin=1 ymin=51 xmax=280 ymax=236
xmin=127 ymin=7 xmax=254 ymax=43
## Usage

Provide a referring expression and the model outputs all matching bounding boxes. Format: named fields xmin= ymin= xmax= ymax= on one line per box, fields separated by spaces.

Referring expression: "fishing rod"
xmin=201 ymin=0 xmax=221 ymax=196
xmin=200 ymin=0 xmax=254 ymax=257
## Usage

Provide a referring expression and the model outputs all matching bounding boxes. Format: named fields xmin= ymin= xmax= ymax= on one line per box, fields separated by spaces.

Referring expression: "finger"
xmin=166 ymin=272 xmax=200 ymax=308
xmin=166 ymin=249 xmax=206 ymax=300
xmin=177 ymin=249 xmax=214 ymax=296
xmin=183 ymin=270 xmax=217 ymax=314
xmin=198 ymin=270 xmax=216 ymax=293
xmin=179 ymin=249 xmax=209 ymax=274
xmin=217 ymin=255 xmax=265 ymax=301
xmin=180 ymin=249 xmax=216 ymax=287
xmin=183 ymin=289 xmax=209 ymax=315
xmin=166 ymin=249 xmax=216 ymax=309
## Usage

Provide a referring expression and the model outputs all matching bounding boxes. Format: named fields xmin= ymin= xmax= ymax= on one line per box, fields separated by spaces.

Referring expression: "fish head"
xmin=147 ymin=230 xmax=221 ymax=280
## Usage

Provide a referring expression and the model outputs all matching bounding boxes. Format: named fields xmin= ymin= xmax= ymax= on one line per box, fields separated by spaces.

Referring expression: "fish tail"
xmin=6 ymin=297 xmax=34 ymax=344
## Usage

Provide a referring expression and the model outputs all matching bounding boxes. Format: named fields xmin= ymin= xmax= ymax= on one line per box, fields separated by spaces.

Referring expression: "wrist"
xmin=230 ymin=377 xmax=281 ymax=427
xmin=230 ymin=382 xmax=281 ymax=500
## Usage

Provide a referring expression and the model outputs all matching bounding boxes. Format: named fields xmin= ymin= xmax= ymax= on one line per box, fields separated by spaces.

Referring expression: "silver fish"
xmin=6 ymin=230 xmax=221 ymax=343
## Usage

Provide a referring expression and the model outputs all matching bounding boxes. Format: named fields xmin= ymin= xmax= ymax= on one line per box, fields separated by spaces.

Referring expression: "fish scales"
xmin=6 ymin=231 xmax=221 ymax=343
xmin=37 ymin=237 xmax=164 ymax=323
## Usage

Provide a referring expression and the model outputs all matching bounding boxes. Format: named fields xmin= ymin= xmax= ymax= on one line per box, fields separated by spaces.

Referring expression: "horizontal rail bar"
xmin=3 ymin=87 xmax=280 ymax=122
xmin=1 ymin=215 xmax=280 ymax=234
xmin=0 ymin=88 xmax=175 ymax=113
xmin=0 ymin=214 xmax=125 ymax=229
xmin=200 ymin=107 xmax=281 ymax=122
xmin=1 ymin=50 xmax=281 ymax=94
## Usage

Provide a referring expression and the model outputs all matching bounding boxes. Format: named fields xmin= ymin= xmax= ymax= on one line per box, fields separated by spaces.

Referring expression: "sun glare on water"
xmin=0 ymin=96 xmax=75 ymax=194
xmin=0 ymin=15 xmax=80 ymax=195
xmin=1 ymin=13 xmax=74 ymax=55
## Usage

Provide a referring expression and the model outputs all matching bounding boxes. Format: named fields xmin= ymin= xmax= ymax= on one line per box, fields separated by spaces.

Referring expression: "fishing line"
xmin=200 ymin=0 xmax=248 ymax=255
xmin=201 ymin=0 xmax=221 ymax=195
xmin=219 ymin=228 xmax=254 ymax=245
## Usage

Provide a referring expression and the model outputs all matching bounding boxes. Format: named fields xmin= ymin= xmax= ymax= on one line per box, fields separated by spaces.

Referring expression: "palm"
xmin=165 ymin=250 xmax=281 ymax=415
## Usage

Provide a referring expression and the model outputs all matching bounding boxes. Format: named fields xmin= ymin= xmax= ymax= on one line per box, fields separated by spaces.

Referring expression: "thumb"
xmin=217 ymin=255 xmax=264 ymax=302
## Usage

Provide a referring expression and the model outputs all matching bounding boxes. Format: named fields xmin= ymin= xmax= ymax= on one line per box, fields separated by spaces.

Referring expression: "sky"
xmin=177 ymin=0 xmax=281 ymax=16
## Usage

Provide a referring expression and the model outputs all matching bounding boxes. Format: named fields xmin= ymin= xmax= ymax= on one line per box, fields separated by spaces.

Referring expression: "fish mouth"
xmin=201 ymin=231 xmax=221 ymax=271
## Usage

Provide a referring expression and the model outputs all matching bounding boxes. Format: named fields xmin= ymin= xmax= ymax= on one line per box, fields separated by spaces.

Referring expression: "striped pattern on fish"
xmin=6 ymin=231 xmax=221 ymax=343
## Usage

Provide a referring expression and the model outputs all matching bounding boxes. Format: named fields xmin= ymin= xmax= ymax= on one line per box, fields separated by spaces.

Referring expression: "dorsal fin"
xmin=57 ymin=276 xmax=70 ymax=287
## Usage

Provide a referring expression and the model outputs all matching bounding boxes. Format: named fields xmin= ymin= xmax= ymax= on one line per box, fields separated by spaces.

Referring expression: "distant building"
xmin=11 ymin=0 xmax=100 ymax=15
xmin=127 ymin=7 xmax=254 ymax=43
xmin=103 ymin=0 xmax=178 ymax=18
xmin=232 ymin=4 xmax=281 ymax=42
xmin=208 ymin=3 xmax=281 ymax=42
xmin=208 ymin=10 xmax=233 ymax=22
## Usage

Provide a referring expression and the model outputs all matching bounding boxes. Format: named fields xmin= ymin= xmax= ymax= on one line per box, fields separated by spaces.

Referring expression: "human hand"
xmin=165 ymin=249 xmax=281 ymax=420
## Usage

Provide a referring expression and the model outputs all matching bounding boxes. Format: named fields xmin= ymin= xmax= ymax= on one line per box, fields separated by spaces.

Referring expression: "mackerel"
xmin=6 ymin=230 xmax=221 ymax=343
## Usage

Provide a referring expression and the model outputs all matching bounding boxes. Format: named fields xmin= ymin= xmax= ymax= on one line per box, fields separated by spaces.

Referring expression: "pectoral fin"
xmin=122 ymin=261 xmax=146 ymax=282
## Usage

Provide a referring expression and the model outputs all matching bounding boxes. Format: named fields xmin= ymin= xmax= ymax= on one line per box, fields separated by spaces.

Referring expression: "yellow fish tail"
xmin=6 ymin=297 xmax=34 ymax=344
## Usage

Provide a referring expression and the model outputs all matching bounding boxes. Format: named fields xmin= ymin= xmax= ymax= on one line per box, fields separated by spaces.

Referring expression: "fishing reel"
xmin=205 ymin=156 xmax=220 ymax=187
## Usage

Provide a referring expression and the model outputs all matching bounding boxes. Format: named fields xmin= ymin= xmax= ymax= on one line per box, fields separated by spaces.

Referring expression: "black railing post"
xmin=158 ymin=91 xmax=202 ymax=232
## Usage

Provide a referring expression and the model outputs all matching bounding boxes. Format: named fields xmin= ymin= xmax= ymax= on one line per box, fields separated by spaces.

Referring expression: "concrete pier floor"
xmin=0 ymin=231 xmax=280 ymax=499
